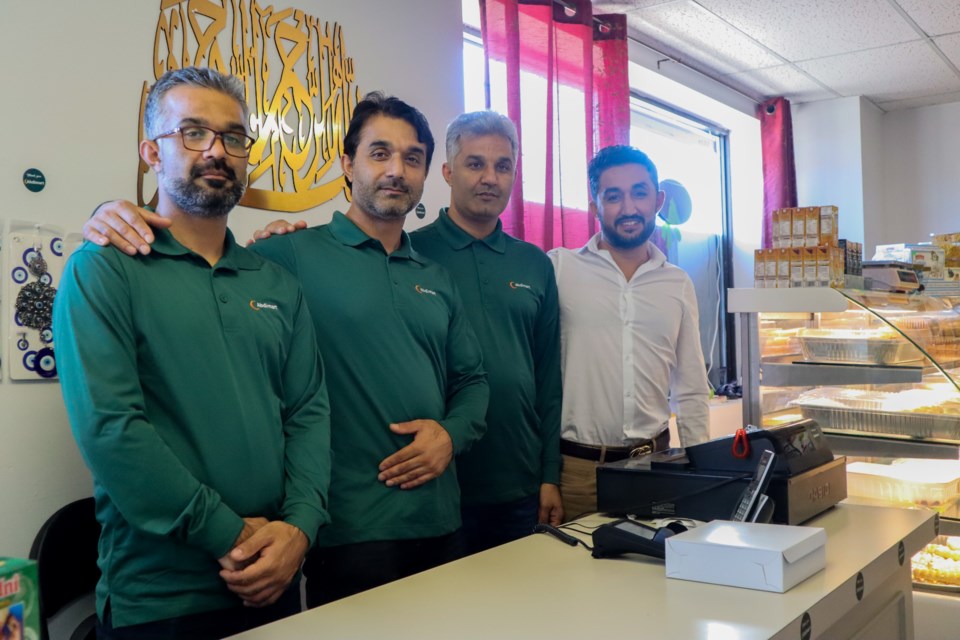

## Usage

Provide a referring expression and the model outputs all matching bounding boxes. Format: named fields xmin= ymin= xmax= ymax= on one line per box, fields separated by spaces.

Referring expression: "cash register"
xmin=596 ymin=420 xmax=846 ymax=525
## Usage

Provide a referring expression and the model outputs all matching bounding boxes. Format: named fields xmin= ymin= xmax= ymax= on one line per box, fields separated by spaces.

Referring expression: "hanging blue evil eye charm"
xmin=17 ymin=336 xmax=29 ymax=351
xmin=12 ymin=267 xmax=28 ymax=284
xmin=23 ymin=350 xmax=37 ymax=371
xmin=40 ymin=327 xmax=54 ymax=344
xmin=51 ymin=237 xmax=64 ymax=257
xmin=23 ymin=247 xmax=40 ymax=267
xmin=35 ymin=347 xmax=57 ymax=378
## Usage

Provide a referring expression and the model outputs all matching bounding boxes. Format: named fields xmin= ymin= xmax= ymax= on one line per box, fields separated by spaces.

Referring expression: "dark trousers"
xmin=461 ymin=493 xmax=540 ymax=555
xmin=302 ymin=531 xmax=464 ymax=608
xmin=96 ymin=585 xmax=300 ymax=640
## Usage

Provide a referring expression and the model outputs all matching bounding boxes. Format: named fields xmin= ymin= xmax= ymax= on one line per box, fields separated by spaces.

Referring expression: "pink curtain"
xmin=480 ymin=0 xmax=629 ymax=250
xmin=757 ymin=97 xmax=798 ymax=249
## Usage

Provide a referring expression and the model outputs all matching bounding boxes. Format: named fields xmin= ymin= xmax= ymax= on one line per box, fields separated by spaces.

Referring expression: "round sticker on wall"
xmin=23 ymin=168 xmax=46 ymax=192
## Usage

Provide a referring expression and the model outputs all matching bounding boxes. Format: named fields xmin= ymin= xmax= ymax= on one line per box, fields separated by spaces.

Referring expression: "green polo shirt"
xmin=55 ymin=228 xmax=331 ymax=628
xmin=250 ymin=212 xmax=488 ymax=546
xmin=411 ymin=209 xmax=562 ymax=505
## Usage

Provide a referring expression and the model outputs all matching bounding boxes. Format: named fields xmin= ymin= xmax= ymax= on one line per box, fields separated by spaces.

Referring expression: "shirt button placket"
xmin=622 ymin=284 xmax=635 ymax=427
xmin=475 ymin=246 xmax=489 ymax=304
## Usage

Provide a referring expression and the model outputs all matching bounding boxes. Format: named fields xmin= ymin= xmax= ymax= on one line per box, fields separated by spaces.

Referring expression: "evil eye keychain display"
xmin=13 ymin=241 xmax=58 ymax=379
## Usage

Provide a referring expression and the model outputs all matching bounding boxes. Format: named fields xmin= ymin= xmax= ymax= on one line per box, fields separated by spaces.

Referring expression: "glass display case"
xmin=729 ymin=287 xmax=960 ymax=592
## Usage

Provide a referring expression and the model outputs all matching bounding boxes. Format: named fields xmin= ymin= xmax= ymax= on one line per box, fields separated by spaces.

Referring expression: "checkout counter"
xmin=228 ymin=423 xmax=933 ymax=639
xmin=228 ymin=504 xmax=934 ymax=640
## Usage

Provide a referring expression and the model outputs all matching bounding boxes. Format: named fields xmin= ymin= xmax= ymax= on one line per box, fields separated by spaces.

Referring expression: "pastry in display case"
xmin=728 ymin=287 xmax=960 ymax=593
xmin=914 ymin=537 xmax=960 ymax=588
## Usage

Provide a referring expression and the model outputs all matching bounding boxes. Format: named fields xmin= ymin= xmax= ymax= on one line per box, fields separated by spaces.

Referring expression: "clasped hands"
xmin=217 ymin=420 xmax=451 ymax=607
xmin=218 ymin=518 xmax=308 ymax=608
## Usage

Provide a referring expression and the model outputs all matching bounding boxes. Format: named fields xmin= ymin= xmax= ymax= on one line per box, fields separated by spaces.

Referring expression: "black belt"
xmin=560 ymin=430 xmax=670 ymax=463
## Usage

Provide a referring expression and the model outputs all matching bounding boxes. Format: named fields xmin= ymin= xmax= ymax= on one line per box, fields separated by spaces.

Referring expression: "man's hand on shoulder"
xmin=378 ymin=420 xmax=453 ymax=490
xmin=82 ymin=200 xmax=170 ymax=256
xmin=247 ymin=219 xmax=308 ymax=246
xmin=219 ymin=520 xmax=309 ymax=607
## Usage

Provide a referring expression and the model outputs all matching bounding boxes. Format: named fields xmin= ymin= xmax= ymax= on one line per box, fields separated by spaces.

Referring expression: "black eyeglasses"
xmin=153 ymin=125 xmax=256 ymax=158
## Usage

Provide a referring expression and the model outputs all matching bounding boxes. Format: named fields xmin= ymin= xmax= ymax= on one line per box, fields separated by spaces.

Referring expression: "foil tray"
xmin=798 ymin=404 xmax=960 ymax=439
xmin=797 ymin=336 xmax=922 ymax=365
xmin=914 ymin=582 xmax=960 ymax=594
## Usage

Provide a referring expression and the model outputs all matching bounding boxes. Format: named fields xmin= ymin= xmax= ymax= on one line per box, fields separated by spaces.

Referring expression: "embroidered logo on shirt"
xmin=415 ymin=284 xmax=437 ymax=296
xmin=509 ymin=281 xmax=532 ymax=290
xmin=249 ymin=300 xmax=279 ymax=311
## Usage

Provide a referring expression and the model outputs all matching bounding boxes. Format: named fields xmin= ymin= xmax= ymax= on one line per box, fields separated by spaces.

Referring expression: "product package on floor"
xmin=0 ymin=557 xmax=39 ymax=639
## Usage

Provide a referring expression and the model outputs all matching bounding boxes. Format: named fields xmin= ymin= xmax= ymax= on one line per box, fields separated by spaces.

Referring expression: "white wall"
xmin=860 ymin=98 xmax=885 ymax=256
xmin=797 ymin=97 xmax=960 ymax=256
xmin=793 ymin=97 xmax=866 ymax=244
xmin=0 ymin=0 xmax=463 ymax=558
xmin=878 ymin=101 xmax=960 ymax=248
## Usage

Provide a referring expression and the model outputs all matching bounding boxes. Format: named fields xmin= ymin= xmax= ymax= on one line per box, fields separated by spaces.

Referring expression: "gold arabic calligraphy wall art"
xmin=138 ymin=0 xmax=361 ymax=212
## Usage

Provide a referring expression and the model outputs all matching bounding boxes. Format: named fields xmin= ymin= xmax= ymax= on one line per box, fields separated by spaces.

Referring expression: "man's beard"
xmin=351 ymin=177 xmax=420 ymax=221
xmin=601 ymin=214 xmax=657 ymax=250
xmin=165 ymin=160 xmax=245 ymax=219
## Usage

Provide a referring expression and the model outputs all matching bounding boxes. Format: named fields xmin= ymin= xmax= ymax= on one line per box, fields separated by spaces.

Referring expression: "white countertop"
xmin=229 ymin=504 xmax=935 ymax=640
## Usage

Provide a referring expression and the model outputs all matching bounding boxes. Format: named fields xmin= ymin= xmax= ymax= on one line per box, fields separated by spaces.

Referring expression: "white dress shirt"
xmin=549 ymin=235 xmax=710 ymax=447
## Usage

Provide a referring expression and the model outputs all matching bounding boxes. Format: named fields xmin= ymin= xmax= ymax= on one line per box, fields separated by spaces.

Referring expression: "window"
xmin=462 ymin=28 xmax=488 ymax=114
xmin=630 ymin=94 xmax=733 ymax=388
xmin=463 ymin=26 xmax=589 ymax=211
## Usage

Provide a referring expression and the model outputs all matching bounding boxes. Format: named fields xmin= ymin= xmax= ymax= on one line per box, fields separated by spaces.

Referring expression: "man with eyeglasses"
xmin=55 ymin=67 xmax=331 ymax=639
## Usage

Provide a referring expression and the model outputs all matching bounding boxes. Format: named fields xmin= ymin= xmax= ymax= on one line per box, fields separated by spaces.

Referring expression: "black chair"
xmin=29 ymin=497 xmax=101 ymax=640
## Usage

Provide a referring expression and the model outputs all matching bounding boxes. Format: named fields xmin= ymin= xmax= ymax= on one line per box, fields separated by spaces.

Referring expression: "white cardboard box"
xmin=665 ymin=520 xmax=827 ymax=593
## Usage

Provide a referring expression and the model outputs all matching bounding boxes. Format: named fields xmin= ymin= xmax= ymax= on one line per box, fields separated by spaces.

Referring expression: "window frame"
xmin=630 ymin=90 xmax=737 ymax=387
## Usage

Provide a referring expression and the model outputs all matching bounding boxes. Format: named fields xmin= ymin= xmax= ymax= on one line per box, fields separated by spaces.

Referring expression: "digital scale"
xmin=862 ymin=260 xmax=920 ymax=292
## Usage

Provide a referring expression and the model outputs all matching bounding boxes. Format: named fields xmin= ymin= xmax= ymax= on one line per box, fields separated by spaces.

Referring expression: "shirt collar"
xmin=329 ymin=211 xmax=425 ymax=263
xmin=151 ymin=227 xmax=261 ymax=271
xmin=581 ymin=232 xmax=667 ymax=272
xmin=436 ymin=208 xmax=506 ymax=254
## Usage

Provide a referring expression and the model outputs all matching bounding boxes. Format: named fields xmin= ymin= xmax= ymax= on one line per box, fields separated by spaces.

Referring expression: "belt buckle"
xmin=629 ymin=442 xmax=653 ymax=458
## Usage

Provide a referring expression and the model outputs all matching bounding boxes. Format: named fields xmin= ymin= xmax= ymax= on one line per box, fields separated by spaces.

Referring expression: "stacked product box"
xmin=755 ymin=206 xmax=844 ymax=288
xmin=838 ymin=239 xmax=863 ymax=277
xmin=929 ymin=232 xmax=960 ymax=284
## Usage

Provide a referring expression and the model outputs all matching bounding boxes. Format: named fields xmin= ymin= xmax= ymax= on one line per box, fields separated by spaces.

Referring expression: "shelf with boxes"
xmin=755 ymin=205 xmax=862 ymax=289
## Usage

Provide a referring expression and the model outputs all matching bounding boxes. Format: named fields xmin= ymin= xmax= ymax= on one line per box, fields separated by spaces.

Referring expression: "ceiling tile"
xmin=894 ymin=0 xmax=960 ymax=37
xmin=935 ymin=32 xmax=960 ymax=69
xmin=629 ymin=1 xmax=783 ymax=74
xmin=797 ymin=40 xmax=960 ymax=103
xmin=696 ymin=0 xmax=920 ymax=61
xmin=725 ymin=65 xmax=838 ymax=103
xmin=875 ymin=90 xmax=960 ymax=111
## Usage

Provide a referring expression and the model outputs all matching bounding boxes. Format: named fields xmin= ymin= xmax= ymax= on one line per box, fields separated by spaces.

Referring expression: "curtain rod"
xmin=552 ymin=0 xmax=615 ymax=30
